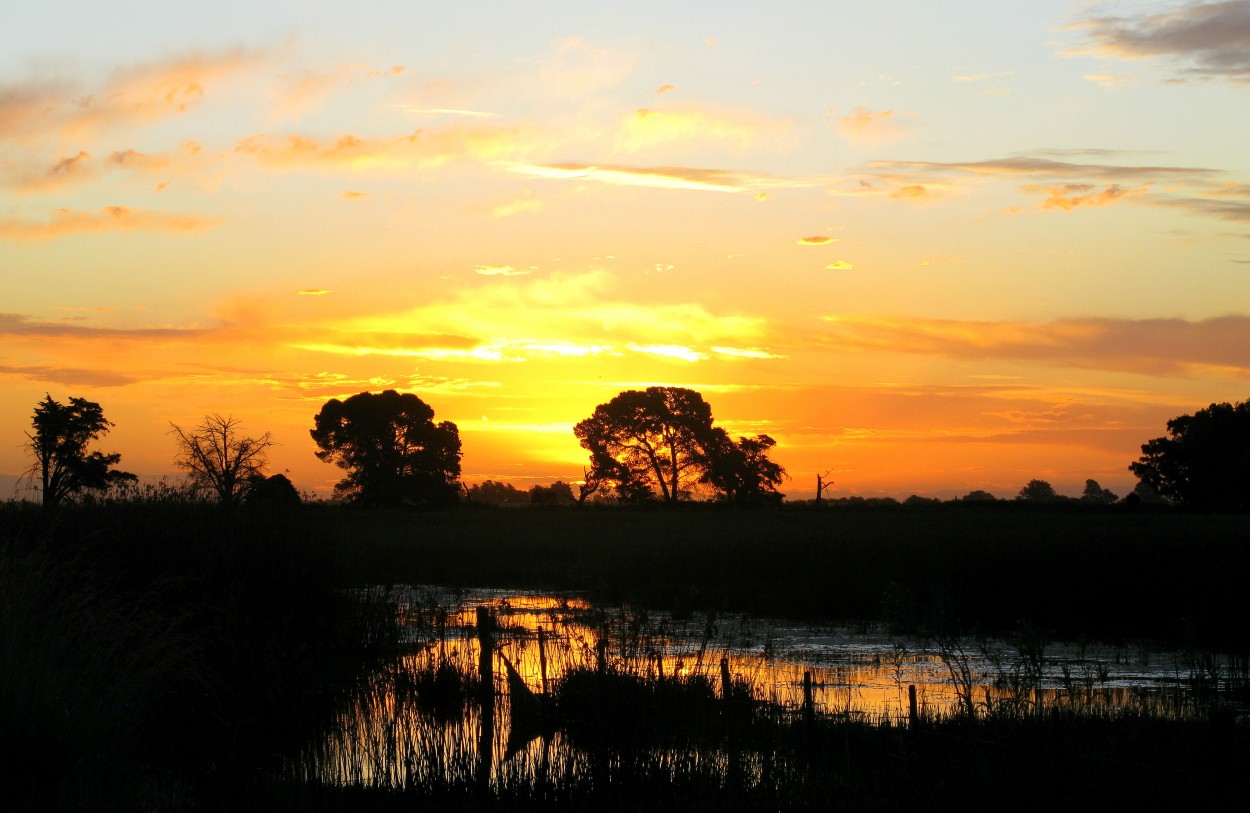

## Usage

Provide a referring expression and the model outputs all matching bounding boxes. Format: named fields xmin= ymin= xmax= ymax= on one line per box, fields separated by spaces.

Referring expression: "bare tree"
xmin=171 ymin=414 xmax=273 ymax=507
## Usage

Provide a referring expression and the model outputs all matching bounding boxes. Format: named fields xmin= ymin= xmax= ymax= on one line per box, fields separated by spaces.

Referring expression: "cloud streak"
xmin=0 ymin=206 xmax=218 ymax=241
xmin=818 ymin=314 xmax=1250 ymax=377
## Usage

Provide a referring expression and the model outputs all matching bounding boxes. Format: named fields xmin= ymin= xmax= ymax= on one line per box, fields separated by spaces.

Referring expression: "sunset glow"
xmin=3 ymin=1 xmax=1248 ymax=499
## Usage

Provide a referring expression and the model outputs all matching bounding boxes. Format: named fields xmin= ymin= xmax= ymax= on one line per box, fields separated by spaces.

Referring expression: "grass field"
xmin=320 ymin=503 xmax=1250 ymax=647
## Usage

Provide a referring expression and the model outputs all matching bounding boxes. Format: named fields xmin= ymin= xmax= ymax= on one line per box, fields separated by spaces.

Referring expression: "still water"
xmin=288 ymin=586 xmax=1238 ymax=792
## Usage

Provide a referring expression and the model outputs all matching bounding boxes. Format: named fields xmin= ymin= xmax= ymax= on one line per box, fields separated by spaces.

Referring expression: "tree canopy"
xmin=573 ymin=386 xmax=785 ymax=503
xmin=310 ymin=390 xmax=462 ymax=507
xmin=1129 ymin=400 xmax=1250 ymax=511
xmin=25 ymin=395 xmax=135 ymax=509
xmin=1016 ymin=479 xmax=1058 ymax=503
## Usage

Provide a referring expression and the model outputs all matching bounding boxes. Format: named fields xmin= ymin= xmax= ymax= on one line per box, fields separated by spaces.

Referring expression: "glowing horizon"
xmin=3 ymin=1 xmax=1248 ymax=501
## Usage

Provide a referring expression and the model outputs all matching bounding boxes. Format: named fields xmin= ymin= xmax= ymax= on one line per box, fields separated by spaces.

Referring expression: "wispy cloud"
xmin=1024 ymin=182 xmax=1150 ymax=210
xmin=510 ymin=162 xmax=797 ymax=194
xmin=234 ymin=124 xmax=533 ymax=171
xmin=474 ymin=264 xmax=531 ymax=276
xmin=796 ymin=235 xmax=838 ymax=246
xmin=0 ymin=47 xmax=267 ymax=145
xmin=615 ymin=106 xmax=790 ymax=153
xmin=0 ymin=206 xmax=218 ymax=241
xmin=1065 ymin=1 xmax=1250 ymax=84
xmin=835 ymin=107 xmax=913 ymax=145
xmin=0 ymin=363 xmax=142 ymax=388
xmin=818 ymin=314 xmax=1250 ymax=377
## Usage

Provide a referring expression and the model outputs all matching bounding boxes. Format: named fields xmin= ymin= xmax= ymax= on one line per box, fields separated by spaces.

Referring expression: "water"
xmin=288 ymin=586 xmax=1242 ymax=793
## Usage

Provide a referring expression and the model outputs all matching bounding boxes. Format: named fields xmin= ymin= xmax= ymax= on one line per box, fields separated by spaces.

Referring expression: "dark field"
xmin=3 ymin=500 xmax=1248 ymax=810
xmin=325 ymin=503 xmax=1250 ymax=647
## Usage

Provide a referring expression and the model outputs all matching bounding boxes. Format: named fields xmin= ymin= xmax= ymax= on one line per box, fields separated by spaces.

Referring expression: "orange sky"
xmin=3 ymin=2 xmax=1248 ymax=500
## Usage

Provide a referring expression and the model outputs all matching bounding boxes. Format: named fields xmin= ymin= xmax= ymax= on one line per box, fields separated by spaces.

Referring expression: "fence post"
xmin=908 ymin=684 xmax=918 ymax=729
xmin=476 ymin=606 xmax=494 ymax=698
xmin=537 ymin=625 xmax=549 ymax=697
xmin=721 ymin=657 xmax=733 ymax=700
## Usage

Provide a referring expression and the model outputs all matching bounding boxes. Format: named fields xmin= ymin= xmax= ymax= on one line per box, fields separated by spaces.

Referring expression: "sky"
xmin=2 ymin=1 xmax=1248 ymax=501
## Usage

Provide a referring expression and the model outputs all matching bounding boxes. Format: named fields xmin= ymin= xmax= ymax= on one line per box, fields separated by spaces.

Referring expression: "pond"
xmin=285 ymin=586 xmax=1244 ymax=794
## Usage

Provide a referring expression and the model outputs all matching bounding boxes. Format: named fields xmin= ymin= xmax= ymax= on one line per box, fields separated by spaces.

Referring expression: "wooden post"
xmin=908 ymin=684 xmax=918 ymax=729
xmin=721 ymin=657 xmax=732 ymax=700
xmin=475 ymin=606 xmax=494 ymax=794
xmin=596 ymin=636 xmax=607 ymax=676
xmin=476 ymin=606 xmax=494 ymax=699
xmin=803 ymin=671 xmax=815 ymax=726
xmin=537 ymin=625 xmax=549 ymax=697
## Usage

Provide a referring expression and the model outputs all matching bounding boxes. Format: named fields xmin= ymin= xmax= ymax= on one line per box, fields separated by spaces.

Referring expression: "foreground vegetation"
xmin=3 ymin=497 xmax=1248 ymax=809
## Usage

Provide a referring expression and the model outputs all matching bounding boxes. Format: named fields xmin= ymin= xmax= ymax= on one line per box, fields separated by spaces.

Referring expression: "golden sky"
xmin=3 ymin=1 xmax=1248 ymax=499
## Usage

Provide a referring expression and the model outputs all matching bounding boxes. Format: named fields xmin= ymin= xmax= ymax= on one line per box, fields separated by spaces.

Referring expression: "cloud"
xmin=297 ymin=289 xmax=333 ymax=296
xmin=397 ymin=107 xmax=501 ymax=118
xmin=0 ymin=47 xmax=267 ymax=144
xmin=1066 ymin=1 xmax=1250 ymax=83
xmin=0 ymin=363 xmax=142 ymax=388
xmin=818 ymin=314 xmax=1250 ymax=377
xmin=1024 ymin=182 xmax=1150 ymax=210
xmin=655 ymin=84 xmax=677 ymax=95
xmin=0 ymin=312 xmax=207 ymax=342
xmin=474 ymin=264 xmax=531 ymax=276
xmin=491 ymin=195 xmax=545 ymax=218
xmin=510 ymin=162 xmax=797 ymax=194
xmin=711 ymin=346 xmax=787 ymax=360
xmin=0 ymin=206 xmax=219 ymax=241
xmin=1155 ymin=194 xmax=1250 ymax=223
xmin=626 ymin=343 xmax=707 ymax=362
xmin=1084 ymin=73 xmax=1134 ymax=91
xmin=616 ymin=106 xmax=789 ymax=152
xmin=234 ymin=124 xmax=533 ymax=171
xmin=797 ymin=235 xmax=838 ymax=246
xmin=835 ymin=107 xmax=913 ymax=145
xmin=340 ymin=190 xmax=368 ymax=200
xmin=824 ymin=260 xmax=854 ymax=270
xmin=868 ymin=155 xmax=1217 ymax=182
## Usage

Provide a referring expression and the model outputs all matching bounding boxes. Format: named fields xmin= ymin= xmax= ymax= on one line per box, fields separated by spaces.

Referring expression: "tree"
xmin=246 ymin=473 xmax=302 ymax=506
xmin=1129 ymin=400 xmax=1250 ymax=510
xmin=1080 ymin=479 xmax=1118 ymax=505
xmin=25 ymin=394 xmax=135 ymax=510
xmin=171 ymin=414 xmax=274 ymax=508
xmin=310 ymin=390 xmax=462 ymax=507
xmin=573 ymin=386 xmax=785 ymax=503
xmin=1016 ymin=479 xmax=1058 ymax=503
xmin=574 ymin=387 xmax=717 ymax=502
xmin=960 ymin=490 xmax=997 ymax=502
xmin=529 ymin=481 xmax=575 ymax=506
xmin=703 ymin=431 xmax=786 ymax=505
xmin=465 ymin=480 xmax=529 ymax=506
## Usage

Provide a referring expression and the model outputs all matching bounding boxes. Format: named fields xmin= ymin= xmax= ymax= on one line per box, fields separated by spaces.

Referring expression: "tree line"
xmin=18 ymin=389 xmax=1250 ymax=512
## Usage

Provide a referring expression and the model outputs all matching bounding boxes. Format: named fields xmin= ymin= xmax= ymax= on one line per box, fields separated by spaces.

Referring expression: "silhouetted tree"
xmin=1016 ymin=479 xmax=1058 ymax=503
xmin=24 ymin=394 xmax=135 ymax=510
xmin=960 ymin=489 xmax=997 ymax=502
xmin=1130 ymin=400 xmax=1250 ymax=510
xmin=171 ymin=414 xmax=274 ymax=508
xmin=1080 ymin=478 xmax=1118 ymax=505
xmin=529 ymin=480 xmax=575 ymax=506
xmin=575 ymin=468 xmax=600 ymax=506
xmin=466 ymin=479 xmax=529 ymax=506
xmin=310 ymin=390 xmax=462 ymax=507
xmin=573 ymin=387 xmax=785 ymax=504
xmin=703 ymin=430 xmax=786 ymax=505
xmin=246 ymin=473 xmax=302 ymax=506
xmin=574 ymin=387 xmax=718 ymax=502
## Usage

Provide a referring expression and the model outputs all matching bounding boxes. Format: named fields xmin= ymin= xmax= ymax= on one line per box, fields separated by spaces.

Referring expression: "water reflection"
xmin=290 ymin=586 xmax=1241 ymax=792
